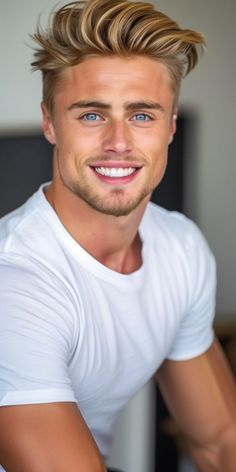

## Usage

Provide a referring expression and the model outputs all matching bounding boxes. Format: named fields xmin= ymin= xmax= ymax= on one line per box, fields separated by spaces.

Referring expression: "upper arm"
xmin=0 ymin=261 xmax=105 ymax=470
xmin=167 ymin=218 xmax=217 ymax=362
xmin=0 ymin=402 xmax=106 ymax=472
xmin=0 ymin=259 xmax=77 ymax=406
xmin=156 ymin=338 xmax=236 ymax=448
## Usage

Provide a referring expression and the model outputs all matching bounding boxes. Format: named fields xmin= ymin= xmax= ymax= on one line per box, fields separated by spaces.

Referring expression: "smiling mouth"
xmin=94 ymin=167 xmax=137 ymax=178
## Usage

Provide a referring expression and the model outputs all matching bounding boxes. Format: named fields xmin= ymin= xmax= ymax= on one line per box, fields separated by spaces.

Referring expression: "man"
xmin=0 ymin=0 xmax=235 ymax=470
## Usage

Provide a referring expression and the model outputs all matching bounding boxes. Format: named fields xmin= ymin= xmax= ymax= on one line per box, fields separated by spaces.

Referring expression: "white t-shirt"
xmin=0 ymin=184 xmax=216 ymax=459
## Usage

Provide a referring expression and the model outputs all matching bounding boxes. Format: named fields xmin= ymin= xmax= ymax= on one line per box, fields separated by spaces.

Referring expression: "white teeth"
xmin=95 ymin=167 xmax=136 ymax=177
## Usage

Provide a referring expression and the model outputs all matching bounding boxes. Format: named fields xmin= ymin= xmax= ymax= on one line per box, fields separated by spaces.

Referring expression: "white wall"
xmin=155 ymin=0 xmax=236 ymax=319
xmin=1 ymin=0 xmax=56 ymax=131
xmin=107 ymin=381 xmax=156 ymax=472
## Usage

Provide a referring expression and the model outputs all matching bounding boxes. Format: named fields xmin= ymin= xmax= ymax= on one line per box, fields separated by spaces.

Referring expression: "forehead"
xmin=55 ymin=56 xmax=175 ymax=105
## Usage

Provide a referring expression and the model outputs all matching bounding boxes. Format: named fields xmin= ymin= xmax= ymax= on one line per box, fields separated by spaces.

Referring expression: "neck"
xmin=45 ymin=180 xmax=148 ymax=274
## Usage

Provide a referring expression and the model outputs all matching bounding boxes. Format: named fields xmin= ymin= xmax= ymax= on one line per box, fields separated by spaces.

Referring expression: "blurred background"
xmin=1 ymin=0 xmax=235 ymax=470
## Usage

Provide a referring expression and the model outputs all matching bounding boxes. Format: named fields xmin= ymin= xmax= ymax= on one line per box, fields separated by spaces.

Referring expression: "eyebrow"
xmin=67 ymin=100 xmax=165 ymax=112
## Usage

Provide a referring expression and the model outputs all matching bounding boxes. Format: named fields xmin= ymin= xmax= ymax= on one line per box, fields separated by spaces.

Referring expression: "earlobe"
xmin=41 ymin=102 xmax=56 ymax=145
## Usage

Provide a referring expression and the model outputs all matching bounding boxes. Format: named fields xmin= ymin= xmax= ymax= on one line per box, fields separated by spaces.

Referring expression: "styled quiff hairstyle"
xmin=31 ymin=0 xmax=205 ymax=114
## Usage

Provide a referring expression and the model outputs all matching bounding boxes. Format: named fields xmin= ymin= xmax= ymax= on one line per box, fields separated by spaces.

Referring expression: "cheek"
xmin=58 ymin=124 xmax=101 ymax=155
xmin=152 ymin=152 xmax=168 ymax=179
xmin=141 ymin=138 xmax=169 ymax=186
xmin=138 ymin=134 xmax=169 ymax=166
xmin=149 ymin=152 xmax=169 ymax=188
xmin=135 ymin=122 xmax=170 ymax=148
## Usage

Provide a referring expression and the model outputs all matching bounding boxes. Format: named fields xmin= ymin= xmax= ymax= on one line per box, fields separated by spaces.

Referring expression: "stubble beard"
xmin=66 ymin=179 xmax=155 ymax=216
xmin=59 ymin=167 xmax=155 ymax=216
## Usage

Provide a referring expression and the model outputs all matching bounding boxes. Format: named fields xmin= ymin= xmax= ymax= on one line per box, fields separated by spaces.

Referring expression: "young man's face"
xmin=42 ymin=56 xmax=176 ymax=217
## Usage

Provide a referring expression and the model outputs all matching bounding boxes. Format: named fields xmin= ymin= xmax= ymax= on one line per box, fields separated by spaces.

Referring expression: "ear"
xmin=168 ymin=111 xmax=177 ymax=145
xmin=41 ymin=102 xmax=56 ymax=145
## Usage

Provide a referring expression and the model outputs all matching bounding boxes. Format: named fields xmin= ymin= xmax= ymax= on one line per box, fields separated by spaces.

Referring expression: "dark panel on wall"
xmin=151 ymin=115 xmax=184 ymax=211
xmin=0 ymin=134 xmax=53 ymax=217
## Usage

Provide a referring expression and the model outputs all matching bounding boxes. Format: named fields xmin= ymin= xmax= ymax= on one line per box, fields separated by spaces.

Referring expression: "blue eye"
xmin=83 ymin=113 xmax=100 ymax=121
xmin=134 ymin=114 xmax=150 ymax=121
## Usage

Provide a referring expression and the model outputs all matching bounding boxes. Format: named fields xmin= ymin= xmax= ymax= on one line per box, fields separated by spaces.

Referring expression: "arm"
xmin=0 ymin=262 xmax=106 ymax=471
xmin=0 ymin=401 xmax=106 ymax=472
xmin=156 ymin=338 xmax=236 ymax=471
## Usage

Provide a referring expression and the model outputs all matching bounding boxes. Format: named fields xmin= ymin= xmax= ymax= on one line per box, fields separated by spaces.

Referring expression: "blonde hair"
xmin=31 ymin=0 xmax=205 ymax=114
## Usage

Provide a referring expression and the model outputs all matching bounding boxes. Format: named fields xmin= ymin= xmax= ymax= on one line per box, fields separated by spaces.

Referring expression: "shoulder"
xmin=0 ymin=186 xmax=46 ymax=254
xmin=145 ymin=206 xmax=217 ymax=360
xmin=0 ymin=253 xmax=78 ymax=315
xmin=143 ymin=202 xmax=191 ymax=240
xmin=0 ymin=184 xmax=79 ymax=326
xmin=143 ymin=203 xmax=216 ymax=302
xmin=0 ymin=185 xmax=69 ymax=279
xmin=143 ymin=202 xmax=214 ymax=258
xmin=0 ymin=187 xmax=80 ymax=335
xmin=0 ymin=253 xmax=80 ymax=371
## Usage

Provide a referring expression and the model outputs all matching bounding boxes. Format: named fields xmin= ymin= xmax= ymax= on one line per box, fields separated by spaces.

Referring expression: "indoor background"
xmin=1 ymin=0 xmax=235 ymax=471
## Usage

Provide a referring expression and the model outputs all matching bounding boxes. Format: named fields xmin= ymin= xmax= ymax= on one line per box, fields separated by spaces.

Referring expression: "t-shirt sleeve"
xmin=167 ymin=219 xmax=217 ymax=360
xmin=0 ymin=256 xmax=78 ymax=406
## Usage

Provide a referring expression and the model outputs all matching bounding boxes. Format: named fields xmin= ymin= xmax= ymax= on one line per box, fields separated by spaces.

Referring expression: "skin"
xmin=0 ymin=56 xmax=235 ymax=471
xmin=42 ymin=56 xmax=176 ymax=272
xmin=156 ymin=339 xmax=236 ymax=470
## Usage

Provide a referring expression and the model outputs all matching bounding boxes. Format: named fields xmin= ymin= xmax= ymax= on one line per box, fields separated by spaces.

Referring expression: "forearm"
xmin=189 ymin=427 xmax=236 ymax=472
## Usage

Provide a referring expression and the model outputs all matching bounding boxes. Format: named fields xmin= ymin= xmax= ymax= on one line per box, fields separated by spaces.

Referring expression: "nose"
xmin=102 ymin=120 xmax=132 ymax=155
